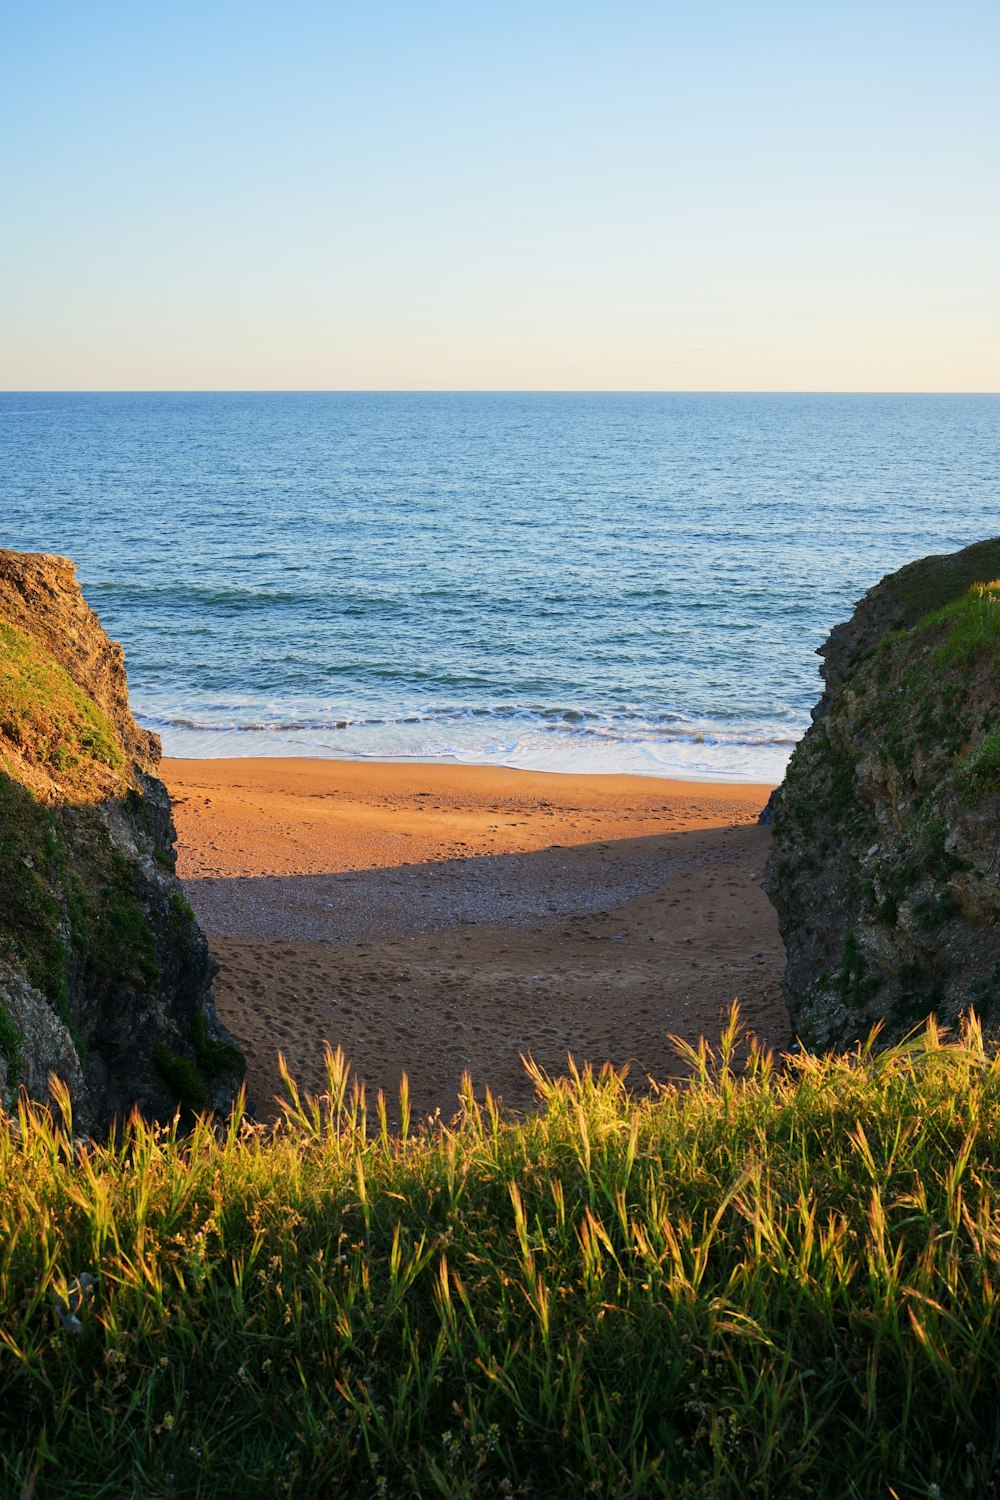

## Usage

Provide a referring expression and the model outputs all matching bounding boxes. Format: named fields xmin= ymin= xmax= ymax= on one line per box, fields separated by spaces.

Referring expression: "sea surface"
xmin=2 ymin=393 xmax=998 ymax=781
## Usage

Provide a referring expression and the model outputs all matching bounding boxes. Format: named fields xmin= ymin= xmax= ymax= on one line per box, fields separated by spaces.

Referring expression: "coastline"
xmin=152 ymin=727 xmax=800 ymax=785
xmin=164 ymin=757 xmax=788 ymax=1122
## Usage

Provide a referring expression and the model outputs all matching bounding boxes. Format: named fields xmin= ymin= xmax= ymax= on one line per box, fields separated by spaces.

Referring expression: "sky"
xmin=1 ymin=1 xmax=997 ymax=392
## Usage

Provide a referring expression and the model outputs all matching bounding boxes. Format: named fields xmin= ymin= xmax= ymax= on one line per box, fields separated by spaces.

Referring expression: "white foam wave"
xmin=150 ymin=708 xmax=798 ymax=782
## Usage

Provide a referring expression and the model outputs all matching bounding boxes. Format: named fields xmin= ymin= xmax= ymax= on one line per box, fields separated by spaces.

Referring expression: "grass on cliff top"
xmin=859 ymin=579 xmax=1000 ymax=786
xmin=3 ymin=1007 xmax=1000 ymax=1499
xmin=885 ymin=538 xmax=1000 ymax=628
xmin=924 ymin=579 xmax=1000 ymax=669
xmin=0 ymin=619 xmax=124 ymax=797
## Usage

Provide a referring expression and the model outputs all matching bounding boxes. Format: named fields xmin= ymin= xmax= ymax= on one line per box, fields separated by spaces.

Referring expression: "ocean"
xmin=2 ymin=392 xmax=997 ymax=782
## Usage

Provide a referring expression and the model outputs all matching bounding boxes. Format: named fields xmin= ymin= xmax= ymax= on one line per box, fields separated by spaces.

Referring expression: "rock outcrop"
xmin=0 ymin=550 xmax=244 ymax=1132
xmin=765 ymin=537 xmax=1000 ymax=1051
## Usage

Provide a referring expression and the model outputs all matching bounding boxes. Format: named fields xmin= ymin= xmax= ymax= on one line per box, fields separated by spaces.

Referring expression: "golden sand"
xmin=164 ymin=758 xmax=787 ymax=1123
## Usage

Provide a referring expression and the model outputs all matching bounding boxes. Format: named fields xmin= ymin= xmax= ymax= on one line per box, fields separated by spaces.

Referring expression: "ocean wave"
xmin=91 ymin=580 xmax=413 ymax=614
xmin=142 ymin=701 xmax=807 ymax=757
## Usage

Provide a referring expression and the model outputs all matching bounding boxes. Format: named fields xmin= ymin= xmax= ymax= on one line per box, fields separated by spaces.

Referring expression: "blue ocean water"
xmin=2 ymin=392 xmax=997 ymax=781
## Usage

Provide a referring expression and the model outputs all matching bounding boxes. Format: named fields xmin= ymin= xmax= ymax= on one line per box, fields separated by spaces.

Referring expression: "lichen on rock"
xmin=765 ymin=537 xmax=1000 ymax=1052
xmin=0 ymin=549 xmax=244 ymax=1131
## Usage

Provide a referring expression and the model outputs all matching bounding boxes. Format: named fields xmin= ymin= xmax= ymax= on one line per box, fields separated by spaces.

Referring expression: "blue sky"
xmin=2 ymin=1 xmax=997 ymax=389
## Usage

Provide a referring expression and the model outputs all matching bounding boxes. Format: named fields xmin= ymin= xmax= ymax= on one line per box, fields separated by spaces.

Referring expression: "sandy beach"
xmin=163 ymin=758 xmax=787 ymax=1123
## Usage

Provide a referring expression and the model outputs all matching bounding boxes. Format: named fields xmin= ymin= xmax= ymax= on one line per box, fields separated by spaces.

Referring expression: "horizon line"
xmin=2 ymin=388 xmax=998 ymax=398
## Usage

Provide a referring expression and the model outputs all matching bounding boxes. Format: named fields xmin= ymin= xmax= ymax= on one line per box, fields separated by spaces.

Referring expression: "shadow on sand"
xmin=181 ymin=822 xmax=787 ymax=1125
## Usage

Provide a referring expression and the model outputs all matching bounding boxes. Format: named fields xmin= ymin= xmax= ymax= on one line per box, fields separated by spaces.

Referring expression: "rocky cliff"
xmin=0 ymin=549 xmax=244 ymax=1132
xmin=765 ymin=537 xmax=1000 ymax=1051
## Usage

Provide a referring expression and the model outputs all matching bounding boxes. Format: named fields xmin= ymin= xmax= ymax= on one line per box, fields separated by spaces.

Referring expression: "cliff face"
xmin=0 ymin=550 xmax=244 ymax=1132
xmin=765 ymin=538 xmax=1000 ymax=1051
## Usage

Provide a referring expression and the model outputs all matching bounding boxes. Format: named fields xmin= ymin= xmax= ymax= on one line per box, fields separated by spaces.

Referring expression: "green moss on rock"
xmin=91 ymin=883 xmax=160 ymax=991
xmin=155 ymin=1015 xmax=245 ymax=1120
xmin=192 ymin=1013 xmax=244 ymax=1077
xmin=154 ymin=1046 xmax=209 ymax=1116
xmin=0 ymin=1002 xmax=22 ymax=1088
xmin=0 ymin=773 xmax=72 ymax=1011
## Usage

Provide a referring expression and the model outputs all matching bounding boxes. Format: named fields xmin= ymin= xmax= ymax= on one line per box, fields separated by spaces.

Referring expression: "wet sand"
xmin=163 ymin=758 xmax=788 ymax=1123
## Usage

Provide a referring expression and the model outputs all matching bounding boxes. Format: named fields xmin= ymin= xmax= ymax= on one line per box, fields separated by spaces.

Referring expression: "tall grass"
xmin=2 ymin=1006 xmax=1000 ymax=1498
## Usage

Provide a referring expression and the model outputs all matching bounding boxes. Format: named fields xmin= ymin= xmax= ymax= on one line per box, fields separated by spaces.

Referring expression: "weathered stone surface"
xmin=765 ymin=537 xmax=1000 ymax=1051
xmin=0 ymin=956 xmax=86 ymax=1115
xmin=0 ymin=549 xmax=244 ymax=1130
